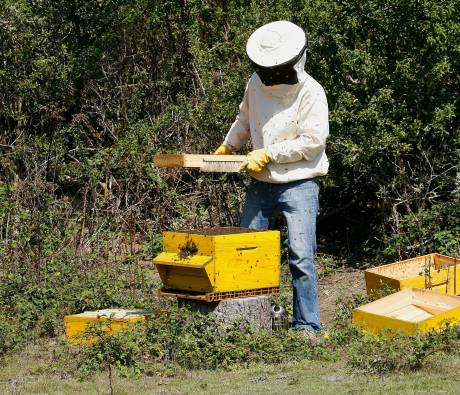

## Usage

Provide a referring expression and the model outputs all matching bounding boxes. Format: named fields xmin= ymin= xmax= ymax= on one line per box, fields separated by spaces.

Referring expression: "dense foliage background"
xmin=0 ymin=0 xmax=459 ymax=356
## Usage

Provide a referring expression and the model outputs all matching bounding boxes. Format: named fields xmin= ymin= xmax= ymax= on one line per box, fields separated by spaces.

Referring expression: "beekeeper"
xmin=214 ymin=21 xmax=329 ymax=338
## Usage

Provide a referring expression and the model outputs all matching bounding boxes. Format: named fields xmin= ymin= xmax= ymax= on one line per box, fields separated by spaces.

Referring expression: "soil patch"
xmin=178 ymin=227 xmax=265 ymax=236
xmin=318 ymin=269 xmax=366 ymax=325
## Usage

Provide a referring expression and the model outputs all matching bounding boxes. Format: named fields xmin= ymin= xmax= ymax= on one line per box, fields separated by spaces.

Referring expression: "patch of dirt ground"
xmin=318 ymin=269 xmax=366 ymax=325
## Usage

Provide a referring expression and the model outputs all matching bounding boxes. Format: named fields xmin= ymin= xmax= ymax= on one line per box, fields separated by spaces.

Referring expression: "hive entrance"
xmin=178 ymin=240 xmax=198 ymax=259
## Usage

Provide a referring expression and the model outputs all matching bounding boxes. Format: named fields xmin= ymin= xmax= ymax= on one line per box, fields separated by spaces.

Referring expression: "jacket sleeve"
xmin=267 ymin=91 xmax=329 ymax=163
xmin=223 ymin=82 xmax=251 ymax=151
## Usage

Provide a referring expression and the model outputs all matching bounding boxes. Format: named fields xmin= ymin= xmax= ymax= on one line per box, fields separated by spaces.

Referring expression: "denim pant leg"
xmin=279 ymin=179 xmax=320 ymax=331
xmin=240 ymin=182 xmax=276 ymax=229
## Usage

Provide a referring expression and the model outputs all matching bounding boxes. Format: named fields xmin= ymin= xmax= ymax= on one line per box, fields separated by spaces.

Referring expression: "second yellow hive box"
xmin=365 ymin=253 xmax=460 ymax=296
xmin=153 ymin=227 xmax=280 ymax=293
xmin=64 ymin=309 xmax=152 ymax=344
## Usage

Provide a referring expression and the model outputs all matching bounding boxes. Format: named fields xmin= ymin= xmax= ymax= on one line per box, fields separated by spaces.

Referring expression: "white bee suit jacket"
xmin=223 ymin=53 xmax=329 ymax=183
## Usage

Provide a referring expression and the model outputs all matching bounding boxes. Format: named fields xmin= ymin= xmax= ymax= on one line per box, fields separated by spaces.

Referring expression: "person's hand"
xmin=213 ymin=144 xmax=233 ymax=155
xmin=242 ymin=148 xmax=271 ymax=172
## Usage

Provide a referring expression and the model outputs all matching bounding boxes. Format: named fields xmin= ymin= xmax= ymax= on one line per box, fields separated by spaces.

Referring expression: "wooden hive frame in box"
xmin=365 ymin=253 xmax=459 ymax=296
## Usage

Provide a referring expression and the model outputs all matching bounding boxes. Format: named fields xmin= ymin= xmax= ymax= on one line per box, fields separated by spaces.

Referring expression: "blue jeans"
xmin=240 ymin=178 xmax=320 ymax=332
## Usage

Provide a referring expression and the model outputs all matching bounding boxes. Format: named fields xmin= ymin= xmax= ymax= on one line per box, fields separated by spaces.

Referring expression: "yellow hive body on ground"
xmin=64 ymin=309 xmax=152 ymax=344
xmin=153 ymin=228 xmax=280 ymax=294
xmin=352 ymin=288 xmax=460 ymax=335
xmin=365 ymin=253 xmax=460 ymax=296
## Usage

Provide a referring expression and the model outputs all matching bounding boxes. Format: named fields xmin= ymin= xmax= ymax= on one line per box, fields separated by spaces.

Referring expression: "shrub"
xmin=1 ymin=0 xmax=458 ymax=253
xmin=347 ymin=324 xmax=460 ymax=374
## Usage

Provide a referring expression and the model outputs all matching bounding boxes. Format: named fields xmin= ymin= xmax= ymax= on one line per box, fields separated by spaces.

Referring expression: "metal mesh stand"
xmin=158 ymin=286 xmax=280 ymax=302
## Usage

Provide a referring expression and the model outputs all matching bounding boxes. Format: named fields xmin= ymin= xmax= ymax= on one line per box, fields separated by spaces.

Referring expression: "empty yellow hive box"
xmin=352 ymin=288 xmax=460 ymax=334
xmin=153 ymin=227 xmax=280 ymax=293
xmin=64 ymin=309 xmax=152 ymax=344
xmin=365 ymin=253 xmax=460 ymax=296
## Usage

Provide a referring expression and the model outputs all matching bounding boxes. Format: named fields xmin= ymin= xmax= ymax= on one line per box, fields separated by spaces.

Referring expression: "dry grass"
xmin=1 ymin=340 xmax=460 ymax=395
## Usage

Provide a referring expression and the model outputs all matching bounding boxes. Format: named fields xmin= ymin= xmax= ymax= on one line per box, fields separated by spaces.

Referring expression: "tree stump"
xmin=178 ymin=296 xmax=272 ymax=331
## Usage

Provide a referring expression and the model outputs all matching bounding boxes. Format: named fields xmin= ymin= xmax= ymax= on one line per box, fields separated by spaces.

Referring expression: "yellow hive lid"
xmin=69 ymin=309 xmax=153 ymax=319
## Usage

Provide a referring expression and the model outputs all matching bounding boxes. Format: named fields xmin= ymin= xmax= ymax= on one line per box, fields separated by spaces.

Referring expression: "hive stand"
xmin=159 ymin=286 xmax=279 ymax=331
xmin=178 ymin=295 xmax=273 ymax=331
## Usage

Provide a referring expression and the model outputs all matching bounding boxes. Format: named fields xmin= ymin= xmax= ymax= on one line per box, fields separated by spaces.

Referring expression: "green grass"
xmin=1 ymin=341 xmax=460 ymax=394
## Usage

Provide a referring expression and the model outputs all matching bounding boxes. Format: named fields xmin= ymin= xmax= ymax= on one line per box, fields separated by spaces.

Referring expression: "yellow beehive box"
xmin=352 ymin=288 xmax=460 ymax=335
xmin=64 ymin=309 xmax=152 ymax=344
xmin=365 ymin=253 xmax=460 ymax=296
xmin=153 ymin=227 xmax=280 ymax=293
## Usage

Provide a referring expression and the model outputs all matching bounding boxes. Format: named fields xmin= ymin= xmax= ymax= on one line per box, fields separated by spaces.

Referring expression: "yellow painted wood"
xmin=352 ymin=288 xmax=460 ymax=335
xmin=352 ymin=310 xmax=417 ymax=334
xmin=365 ymin=254 xmax=460 ymax=296
xmin=417 ymin=308 xmax=460 ymax=332
xmin=153 ymin=253 xmax=214 ymax=292
xmin=64 ymin=309 xmax=151 ymax=344
xmin=213 ymin=232 xmax=280 ymax=292
xmin=153 ymin=229 xmax=280 ymax=293
xmin=153 ymin=252 xmax=212 ymax=268
xmin=157 ymin=232 xmax=215 ymax=292
xmin=163 ymin=232 xmax=214 ymax=256
xmin=157 ymin=265 xmax=214 ymax=293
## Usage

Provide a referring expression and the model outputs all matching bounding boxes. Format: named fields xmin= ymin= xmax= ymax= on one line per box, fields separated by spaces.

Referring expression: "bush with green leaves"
xmin=381 ymin=195 xmax=460 ymax=259
xmin=69 ymin=306 xmax=327 ymax=378
xmin=75 ymin=320 xmax=146 ymax=379
xmin=1 ymin=0 xmax=458 ymax=254
xmin=64 ymin=301 xmax=460 ymax=378
xmin=347 ymin=323 xmax=460 ymax=375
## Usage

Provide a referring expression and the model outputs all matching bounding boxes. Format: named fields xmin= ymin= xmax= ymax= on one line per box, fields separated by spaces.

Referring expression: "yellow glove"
xmin=213 ymin=144 xmax=233 ymax=155
xmin=242 ymin=148 xmax=271 ymax=172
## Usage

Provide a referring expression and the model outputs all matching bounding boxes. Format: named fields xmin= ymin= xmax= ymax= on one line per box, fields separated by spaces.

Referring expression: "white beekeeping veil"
xmin=246 ymin=21 xmax=307 ymax=86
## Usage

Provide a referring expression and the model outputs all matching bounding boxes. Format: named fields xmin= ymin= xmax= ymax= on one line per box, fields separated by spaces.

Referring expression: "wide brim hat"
xmin=246 ymin=21 xmax=306 ymax=67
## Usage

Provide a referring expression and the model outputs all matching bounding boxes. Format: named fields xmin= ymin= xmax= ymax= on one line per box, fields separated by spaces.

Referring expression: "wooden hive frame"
xmin=154 ymin=154 xmax=248 ymax=172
